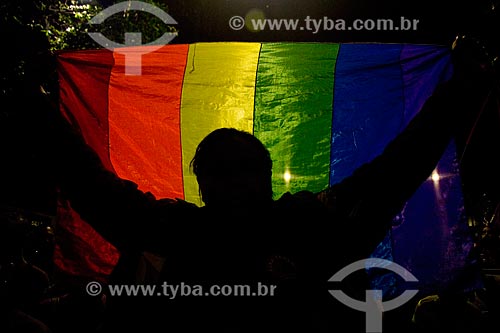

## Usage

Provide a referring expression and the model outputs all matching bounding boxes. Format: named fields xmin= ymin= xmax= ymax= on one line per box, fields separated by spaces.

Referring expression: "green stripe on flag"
xmin=254 ymin=43 xmax=339 ymax=198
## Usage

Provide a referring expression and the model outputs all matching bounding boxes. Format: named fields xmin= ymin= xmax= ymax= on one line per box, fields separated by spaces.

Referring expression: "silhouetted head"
xmin=190 ymin=128 xmax=273 ymax=207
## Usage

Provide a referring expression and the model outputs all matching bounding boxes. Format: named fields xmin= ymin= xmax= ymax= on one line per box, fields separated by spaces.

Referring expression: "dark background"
xmin=162 ymin=0 xmax=498 ymax=48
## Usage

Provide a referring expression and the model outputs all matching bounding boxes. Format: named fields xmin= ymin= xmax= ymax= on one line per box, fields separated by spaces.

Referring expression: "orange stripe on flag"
xmin=108 ymin=45 xmax=189 ymax=199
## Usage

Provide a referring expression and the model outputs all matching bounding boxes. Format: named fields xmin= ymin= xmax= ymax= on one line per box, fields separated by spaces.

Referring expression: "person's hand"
xmin=451 ymin=35 xmax=497 ymax=85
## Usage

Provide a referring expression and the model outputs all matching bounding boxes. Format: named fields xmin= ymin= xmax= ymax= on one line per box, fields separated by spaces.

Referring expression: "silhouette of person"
xmin=48 ymin=39 xmax=497 ymax=333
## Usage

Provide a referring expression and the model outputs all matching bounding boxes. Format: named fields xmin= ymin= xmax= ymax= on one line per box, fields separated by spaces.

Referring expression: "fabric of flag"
xmin=55 ymin=42 xmax=479 ymax=294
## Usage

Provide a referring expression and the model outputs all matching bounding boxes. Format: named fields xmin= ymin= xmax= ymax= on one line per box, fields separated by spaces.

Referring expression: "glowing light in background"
xmin=284 ymin=170 xmax=291 ymax=184
xmin=431 ymin=169 xmax=440 ymax=183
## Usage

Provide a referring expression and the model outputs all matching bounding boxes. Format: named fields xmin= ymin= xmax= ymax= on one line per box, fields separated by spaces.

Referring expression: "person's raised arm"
xmin=48 ymin=101 xmax=195 ymax=254
xmin=316 ymin=45 xmax=496 ymax=256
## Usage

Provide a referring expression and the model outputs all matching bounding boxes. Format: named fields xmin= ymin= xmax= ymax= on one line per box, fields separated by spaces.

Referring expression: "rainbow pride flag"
xmin=56 ymin=42 xmax=478 ymax=294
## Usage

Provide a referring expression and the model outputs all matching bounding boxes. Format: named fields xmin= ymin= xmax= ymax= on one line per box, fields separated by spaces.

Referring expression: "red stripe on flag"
xmin=56 ymin=49 xmax=119 ymax=278
xmin=57 ymin=49 xmax=115 ymax=171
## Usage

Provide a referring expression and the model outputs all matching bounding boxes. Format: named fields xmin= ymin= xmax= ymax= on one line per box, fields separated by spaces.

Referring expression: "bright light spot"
xmin=245 ymin=8 xmax=266 ymax=32
xmin=431 ymin=169 xmax=440 ymax=183
xmin=284 ymin=170 xmax=291 ymax=183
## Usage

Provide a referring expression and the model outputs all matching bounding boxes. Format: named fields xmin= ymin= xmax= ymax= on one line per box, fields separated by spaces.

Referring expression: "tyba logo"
xmin=88 ymin=1 xmax=177 ymax=75
xmin=329 ymin=258 xmax=418 ymax=332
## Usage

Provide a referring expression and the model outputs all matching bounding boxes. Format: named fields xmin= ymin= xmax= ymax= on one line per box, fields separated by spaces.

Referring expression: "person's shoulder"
xmin=156 ymin=197 xmax=199 ymax=209
xmin=153 ymin=197 xmax=201 ymax=218
xmin=274 ymin=190 xmax=324 ymax=211
xmin=277 ymin=190 xmax=316 ymax=200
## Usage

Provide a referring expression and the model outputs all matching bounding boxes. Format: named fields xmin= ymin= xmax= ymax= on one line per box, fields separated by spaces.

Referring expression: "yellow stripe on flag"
xmin=180 ymin=42 xmax=262 ymax=205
